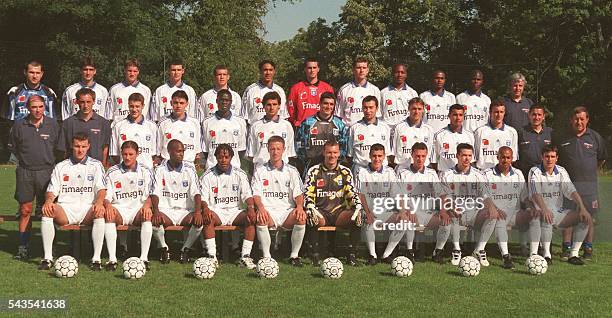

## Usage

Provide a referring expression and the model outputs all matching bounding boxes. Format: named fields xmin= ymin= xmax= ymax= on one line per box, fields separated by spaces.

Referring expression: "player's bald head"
xmin=498 ymin=146 xmax=512 ymax=157
xmin=167 ymin=139 xmax=184 ymax=151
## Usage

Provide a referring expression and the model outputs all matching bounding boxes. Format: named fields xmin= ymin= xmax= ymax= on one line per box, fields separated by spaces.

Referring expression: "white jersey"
xmin=474 ymin=123 xmax=518 ymax=170
xmin=392 ymin=119 xmax=434 ymax=168
xmin=199 ymin=166 xmax=252 ymax=211
xmin=110 ymin=116 xmax=158 ymax=169
xmin=201 ymin=113 xmax=247 ymax=169
xmin=432 ymin=125 xmax=475 ymax=172
xmin=335 ymin=81 xmax=381 ymax=127
xmin=528 ymin=164 xmax=576 ymax=212
xmin=104 ymin=163 xmax=154 ymax=211
xmin=197 ymin=87 xmax=241 ymax=120
xmin=47 ymin=157 xmax=106 ymax=205
xmin=252 ymin=162 xmax=303 ymax=212
xmin=456 ymin=91 xmax=491 ymax=133
xmin=61 ymin=82 xmax=110 ymax=120
xmin=150 ymin=82 xmax=198 ymax=122
xmin=348 ymin=119 xmax=392 ymax=168
xmin=439 ymin=166 xmax=490 ymax=202
xmin=107 ymin=81 xmax=152 ymax=121
xmin=355 ymin=165 xmax=400 ymax=213
xmin=157 ymin=114 xmax=202 ymax=162
xmin=246 ymin=117 xmax=296 ymax=167
xmin=152 ymin=161 xmax=200 ymax=211
xmin=397 ymin=165 xmax=443 ymax=212
xmin=420 ymin=90 xmax=456 ymax=134
xmin=240 ymin=82 xmax=287 ymax=124
xmin=380 ymin=84 xmax=419 ymax=127
xmin=483 ymin=166 xmax=526 ymax=214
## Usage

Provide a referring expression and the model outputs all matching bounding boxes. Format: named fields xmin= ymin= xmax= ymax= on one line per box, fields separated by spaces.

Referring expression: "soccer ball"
xmin=54 ymin=255 xmax=78 ymax=278
xmin=525 ymin=255 xmax=548 ymax=275
xmin=255 ymin=257 xmax=279 ymax=279
xmin=458 ymin=256 xmax=480 ymax=277
xmin=390 ymin=256 xmax=413 ymax=277
xmin=193 ymin=257 xmax=217 ymax=279
xmin=123 ymin=257 xmax=146 ymax=279
xmin=320 ymin=257 xmax=343 ymax=279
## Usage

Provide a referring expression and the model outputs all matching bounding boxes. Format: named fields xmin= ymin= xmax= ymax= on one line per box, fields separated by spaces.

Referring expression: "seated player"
xmin=438 ymin=143 xmax=497 ymax=266
xmin=253 ymin=136 xmax=306 ymax=266
xmin=103 ymin=140 xmax=154 ymax=270
xmin=527 ymin=145 xmax=592 ymax=265
xmin=150 ymin=139 xmax=203 ymax=264
xmin=304 ymin=140 xmax=364 ymax=266
xmin=39 ymin=132 xmax=106 ymax=270
xmin=396 ymin=142 xmax=448 ymax=263
xmin=199 ymin=144 xmax=257 ymax=269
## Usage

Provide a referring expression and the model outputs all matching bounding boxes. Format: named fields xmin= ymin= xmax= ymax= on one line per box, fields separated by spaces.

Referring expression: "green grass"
xmin=1 ymin=167 xmax=611 ymax=317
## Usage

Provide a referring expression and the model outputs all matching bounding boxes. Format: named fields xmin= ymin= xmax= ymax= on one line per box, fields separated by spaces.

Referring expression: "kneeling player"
xmin=253 ymin=136 xmax=306 ymax=266
xmin=151 ymin=139 xmax=203 ymax=263
xmin=304 ymin=140 xmax=364 ymax=266
xmin=528 ymin=145 xmax=592 ymax=265
xmin=103 ymin=141 xmax=154 ymax=270
xmin=200 ymin=144 xmax=257 ymax=269
xmin=40 ymin=133 xmax=106 ymax=270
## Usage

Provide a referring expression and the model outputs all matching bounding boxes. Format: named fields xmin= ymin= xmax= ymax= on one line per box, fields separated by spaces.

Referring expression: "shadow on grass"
xmin=310 ymin=272 xmax=325 ymax=278
xmin=446 ymin=270 xmax=465 ymax=277
xmin=379 ymin=271 xmax=395 ymax=277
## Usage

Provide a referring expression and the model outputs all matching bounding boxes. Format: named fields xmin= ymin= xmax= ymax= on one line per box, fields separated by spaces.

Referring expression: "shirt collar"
xmin=316 ymin=112 xmax=333 ymax=122
xmin=170 ymin=113 xmax=188 ymax=122
xmin=368 ymin=163 xmax=383 ymax=173
xmin=447 ymin=124 xmax=464 ymax=134
xmin=409 ymin=164 xmax=425 ymax=174
xmin=258 ymin=80 xmax=274 ymax=89
xmin=406 ymin=117 xmax=422 ymax=128
xmin=430 ymin=89 xmax=446 ymax=97
xmin=25 ymin=116 xmax=46 ymax=127
xmin=167 ymin=81 xmax=184 ymax=88
xmin=120 ymin=161 xmax=139 ymax=172
xmin=304 ymin=80 xmax=320 ymax=86
xmin=266 ymin=161 xmax=285 ymax=171
xmin=467 ymin=89 xmax=482 ymax=97
xmin=263 ymin=115 xmax=280 ymax=123
xmin=166 ymin=160 xmax=183 ymax=172
xmin=358 ymin=118 xmax=378 ymax=126
xmin=215 ymin=111 xmax=232 ymax=120
xmin=76 ymin=111 xmax=98 ymax=122
xmin=488 ymin=122 xmax=505 ymax=131
xmin=388 ymin=83 xmax=408 ymax=91
xmin=122 ymin=80 xmax=140 ymax=88
xmin=453 ymin=164 xmax=471 ymax=175
xmin=539 ymin=164 xmax=559 ymax=175
xmin=214 ymin=165 xmax=232 ymax=175
xmin=494 ymin=164 xmax=515 ymax=176
xmin=24 ymin=83 xmax=42 ymax=91
xmin=79 ymin=81 xmax=97 ymax=89
xmin=127 ymin=115 xmax=145 ymax=124
xmin=352 ymin=80 xmax=368 ymax=88
xmin=69 ymin=156 xmax=89 ymax=165
xmin=321 ymin=163 xmax=340 ymax=172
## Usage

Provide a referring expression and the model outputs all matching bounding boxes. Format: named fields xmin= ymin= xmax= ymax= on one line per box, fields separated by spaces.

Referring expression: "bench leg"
xmin=221 ymin=231 xmax=230 ymax=262
xmin=71 ymin=230 xmax=81 ymax=261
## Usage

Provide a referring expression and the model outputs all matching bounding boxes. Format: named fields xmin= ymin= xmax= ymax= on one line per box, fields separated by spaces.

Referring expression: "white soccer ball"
xmin=193 ymin=257 xmax=217 ymax=279
xmin=320 ymin=257 xmax=344 ymax=279
xmin=123 ymin=257 xmax=146 ymax=279
xmin=391 ymin=256 xmax=413 ymax=277
xmin=458 ymin=256 xmax=480 ymax=277
xmin=255 ymin=257 xmax=279 ymax=279
xmin=525 ymin=255 xmax=548 ymax=275
xmin=54 ymin=255 xmax=79 ymax=278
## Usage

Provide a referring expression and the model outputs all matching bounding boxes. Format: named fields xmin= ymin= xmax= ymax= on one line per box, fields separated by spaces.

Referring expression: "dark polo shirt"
xmin=58 ymin=111 xmax=111 ymax=162
xmin=502 ymin=96 xmax=534 ymax=130
xmin=516 ymin=124 xmax=553 ymax=176
xmin=8 ymin=116 xmax=60 ymax=170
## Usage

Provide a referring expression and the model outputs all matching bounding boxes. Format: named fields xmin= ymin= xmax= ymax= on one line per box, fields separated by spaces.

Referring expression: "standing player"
xmin=287 ymin=58 xmax=334 ymax=128
xmin=392 ymin=97 xmax=434 ymax=168
xmin=107 ymin=58 xmax=152 ymax=121
xmin=304 ymin=140 xmax=364 ymax=266
xmin=528 ymin=145 xmax=592 ymax=265
xmin=431 ymin=104 xmax=474 ymax=172
xmin=380 ymin=63 xmax=419 ymax=127
xmin=347 ymin=96 xmax=391 ymax=172
xmin=199 ymin=144 xmax=257 ymax=268
xmin=200 ymin=89 xmax=247 ymax=170
xmin=241 ymin=60 xmax=287 ymax=124
xmin=157 ymin=90 xmax=202 ymax=164
xmin=151 ymin=60 xmax=197 ymax=122
xmin=456 ymin=70 xmax=491 ymax=133
xmin=8 ymin=95 xmax=60 ymax=260
xmin=516 ymin=104 xmax=552 ymax=178
xmin=420 ymin=70 xmax=456 ymax=134
xmin=61 ymin=57 xmax=109 ymax=120
xmin=197 ymin=65 xmax=241 ymax=120
xmin=335 ymin=57 xmax=381 ymax=127
xmin=103 ymin=141 xmax=154 ymax=270
xmin=253 ymin=136 xmax=306 ymax=266
xmin=110 ymin=93 xmax=158 ymax=169
xmin=247 ymin=91 xmax=296 ymax=168
xmin=296 ymin=92 xmax=348 ymax=173
xmin=473 ymin=99 xmax=518 ymax=170
xmin=3 ymin=60 xmax=57 ymax=122
xmin=151 ymin=140 xmax=203 ymax=263
xmin=39 ymin=133 xmax=107 ymax=270
xmin=557 ymin=106 xmax=607 ymax=260
xmin=502 ymin=73 xmax=534 ymax=129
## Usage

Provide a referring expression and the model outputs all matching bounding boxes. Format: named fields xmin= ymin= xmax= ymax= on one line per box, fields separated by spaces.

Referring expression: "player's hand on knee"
xmin=256 ymin=209 xmax=269 ymax=225
xmin=105 ymin=206 xmax=117 ymax=222
xmin=407 ymin=212 xmax=418 ymax=224
xmin=42 ymin=202 xmax=54 ymax=217
xmin=543 ymin=209 xmax=554 ymax=224
xmin=202 ymin=208 xmax=213 ymax=225
xmin=487 ymin=207 xmax=499 ymax=220
xmin=192 ymin=212 xmax=204 ymax=227
xmin=141 ymin=206 xmax=152 ymax=221
xmin=496 ymin=208 xmax=507 ymax=220
xmin=152 ymin=212 xmax=164 ymax=226
xmin=93 ymin=202 xmax=105 ymax=218
xmin=294 ymin=207 xmax=306 ymax=224
xmin=578 ymin=209 xmax=591 ymax=223
xmin=439 ymin=211 xmax=451 ymax=226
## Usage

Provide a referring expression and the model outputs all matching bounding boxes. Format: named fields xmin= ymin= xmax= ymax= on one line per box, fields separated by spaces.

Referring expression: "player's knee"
xmin=19 ymin=203 xmax=33 ymax=216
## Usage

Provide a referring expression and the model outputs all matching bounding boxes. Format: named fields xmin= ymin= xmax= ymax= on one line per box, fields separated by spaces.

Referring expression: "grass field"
xmin=1 ymin=166 xmax=611 ymax=317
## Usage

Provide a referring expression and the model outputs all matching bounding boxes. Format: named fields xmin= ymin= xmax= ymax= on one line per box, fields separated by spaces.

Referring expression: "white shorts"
xmin=115 ymin=206 xmax=140 ymax=225
xmin=415 ymin=210 xmax=435 ymax=227
xmin=163 ymin=208 xmax=192 ymax=226
xmin=269 ymin=208 xmax=293 ymax=229
xmin=215 ymin=208 xmax=242 ymax=226
xmin=503 ymin=210 xmax=519 ymax=227
xmin=459 ymin=209 xmax=480 ymax=227
xmin=60 ymin=203 xmax=92 ymax=225
xmin=552 ymin=209 xmax=571 ymax=227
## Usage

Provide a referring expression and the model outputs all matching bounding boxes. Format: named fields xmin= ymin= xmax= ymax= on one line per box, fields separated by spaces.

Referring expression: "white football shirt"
xmin=61 ymin=82 xmax=110 ymax=120
xmin=420 ymin=90 xmax=456 ymax=134
xmin=355 ymin=165 xmax=400 ymax=213
xmin=483 ymin=166 xmax=526 ymax=214
xmin=474 ymin=123 xmax=518 ymax=170
xmin=150 ymin=82 xmax=198 ymax=122
xmin=397 ymin=165 xmax=443 ymax=212
xmin=348 ymin=119 xmax=392 ymax=168
xmin=528 ymin=164 xmax=576 ymax=213
xmin=380 ymin=84 xmax=419 ymax=127
xmin=456 ymin=90 xmax=491 ymax=133
xmin=439 ymin=166 xmax=490 ymax=202
xmin=107 ymin=81 xmax=152 ymax=122
xmin=152 ymin=160 xmax=200 ymax=211
xmin=246 ymin=116 xmax=296 ymax=167
xmin=104 ymin=163 xmax=154 ymax=210
xmin=335 ymin=81 xmax=381 ymax=126
xmin=432 ymin=125 xmax=475 ymax=172
xmin=197 ymin=88 xmax=241 ymax=120
xmin=157 ymin=114 xmax=202 ymax=162
xmin=251 ymin=162 xmax=303 ymax=212
xmin=110 ymin=116 xmax=158 ymax=169
xmin=201 ymin=112 xmax=247 ymax=169
xmin=47 ymin=157 xmax=106 ymax=205
xmin=392 ymin=118 xmax=434 ymax=168
xmin=240 ymin=81 xmax=287 ymax=124
xmin=199 ymin=166 xmax=252 ymax=211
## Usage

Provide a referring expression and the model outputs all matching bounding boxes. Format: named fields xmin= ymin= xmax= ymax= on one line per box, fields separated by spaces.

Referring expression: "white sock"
xmin=205 ymin=238 xmax=217 ymax=257
xmin=91 ymin=218 xmax=105 ymax=262
xmin=528 ymin=219 xmax=541 ymax=255
xmin=383 ymin=230 xmax=405 ymax=258
xmin=474 ymin=219 xmax=496 ymax=253
xmin=118 ymin=231 xmax=128 ymax=251
xmin=241 ymin=239 xmax=254 ymax=256
xmin=41 ymin=217 xmax=55 ymax=260
xmin=105 ymin=223 xmax=118 ymax=262
xmin=140 ymin=221 xmax=152 ymax=261
xmin=435 ymin=224 xmax=451 ymax=250
xmin=405 ymin=229 xmax=415 ymax=250
xmin=364 ymin=225 xmax=376 ymax=258
xmin=153 ymin=226 xmax=168 ymax=248
xmin=495 ymin=219 xmax=509 ymax=255
xmin=451 ymin=219 xmax=461 ymax=250
xmin=541 ymin=222 xmax=553 ymax=258
xmin=182 ymin=226 xmax=203 ymax=251
xmin=290 ymin=224 xmax=306 ymax=258
xmin=257 ymin=226 xmax=271 ymax=258
xmin=570 ymin=222 xmax=588 ymax=257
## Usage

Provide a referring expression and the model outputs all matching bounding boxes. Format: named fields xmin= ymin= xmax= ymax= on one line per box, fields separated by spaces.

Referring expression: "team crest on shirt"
xmin=406 ymin=184 xmax=412 ymax=191
xmin=263 ymin=179 xmax=269 ymax=186
xmin=232 ymin=184 xmax=239 ymax=191
xmin=166 ymin=133 xmax=172 ymax=139
xmin=386 ymin=99 xmax=392 ymax=106
xmin=333 ymin=175 xmax=343 ymax=186
xmin=483 ymin=139 xmax=489 ymax=145
xmin=348 ymin=97 xmax=354 ymax=104
xmin=310 ymin=88 xmax=317 ymax=96
xmin=138 ymin=179 xmax=144 ymax=186
xmin=310 ymin=127 xmax=318 ymax=135
xmin=18 ymin=95 xmax=26 ymax=102
xmin=162 ymin=96 xmax=168 ymax=103
xmin=115 ymin=181 xmax=122 ymax=189
xmin=443 ymin=143 xmax=449 ymax=150
xmin=121 ymin=134 xmax=127 ymax=141
xmin=316 ymin=179 xmax=325 ymax=187
xmin=401 ymin=135 xmax=407 ymax=142
xmin=506 ymin=140 xmax=511 ymax=146
xmin=255 ymin=97 xmax=261 ymax=104
xmin=182 ymin=181 xmax=188 ymax=187
xmin=233 ymin=129 xmax=239 ymax=136
xmin=358 ymin=134 xmax=365 ymax=141
xmin=146 ymin=135 xmax=151 ymax=141
xmin=491 ymin=183 xmax=497 ymax=190
xmin=424 ymin=137 xmax=429 ymax=142
xmin=381 ymin=135 xmax=386 ymax=141
xmin=40 ymin=134 xmax=49 ymax=140
xmin=285 ymin=180 xmax=291 ymax=187
xmin=282 ymin=132 xmax=287 ymax=138
xmin=584 ymin=142 xmax=593 ymax=149
xmin=87 ymin=175 xmax=94 ymax=181
xmin=209 ymin=130 xmax=216 ymax=137
xmin=383 ymin=182 xmax=389 ymax=187
xmin=162 ymin=179 xmax=166 ymax=186
xmin=425 ymin=104 xmax=431 ymax=111
xmin=63 ymin=175 xmax=69 ymax=181
xmin=190 ymin=131 xmax=195 ymax=138
xmin=117 ymin=97 xmax=123 ymax=104
xmin=212 ymin=187 xmax=218 ymax=194
xmin=258 ymin=132 xmax=264 ymax=140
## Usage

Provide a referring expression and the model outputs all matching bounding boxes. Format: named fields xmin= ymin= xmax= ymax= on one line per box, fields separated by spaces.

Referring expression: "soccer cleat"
xmin=347 ymin=253 xmax=360 ymax=267
xmin=239 ymin=255 xmax=256 ymax=270
xmin=179 ymin=247 xmax=192 ymax=264
xmin=502 ymin=254 xmax=514 ymax=269
xmin=90 ymin=261 xmax=102 ymax=271
xmin=289 ymin=257 xmax=304 ymax=267
xmin=38 ymin=259 xmax=52 ymax=270
xmin=13 ymin=245 xmax=29 ymax=261
xmin=544 ymin=256 xmax=553 ymax=266
xmin=474 ymin=250 xmax=489 ymax=267
xmin=381 ymin=256 xmax=392 ymax=264
xmin=582 ymin=247 xmax=593 ymax=260
xmin=159 ymin=247 xmax=171 ymax=264
xmin=561 ymin=246 xmax=570 ymax=261
xmin=451 ymin=250 xmax=462 ymax=266
xmin=366 ymin=255 xmax=378 ymax=266
xmin=568 ymin=256 xmax=584 ymax=265
xmin=432 ymin=249 xmax=445 ymax=264
xmin=143 ymin=261 xmax=151 ymax=271
xmin=310 ymin=253 xmax=321 ymax=266
xmin=406 ymin=249 xmax=416 ymax=264
xmin=105 ymin=261 xmax=118 ymax=271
